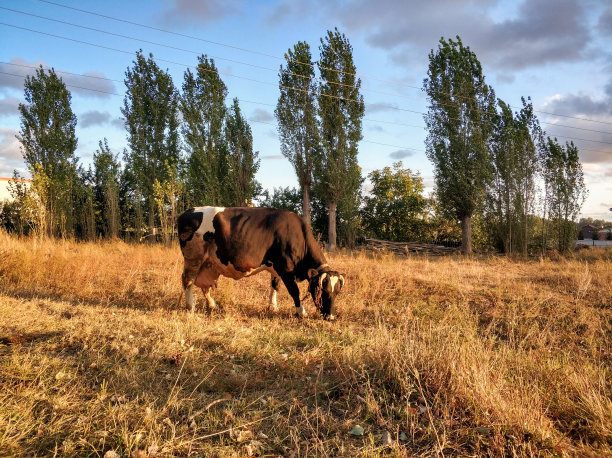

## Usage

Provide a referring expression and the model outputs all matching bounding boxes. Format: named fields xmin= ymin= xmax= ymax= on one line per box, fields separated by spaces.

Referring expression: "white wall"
xmin=0 ymin=178 xmax=30 ymax=202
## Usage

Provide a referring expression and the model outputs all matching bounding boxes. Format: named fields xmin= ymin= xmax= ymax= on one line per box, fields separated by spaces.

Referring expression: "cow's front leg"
xmin=281 ymin=275 xmax=306 ymax=318
xmin=269 ymin=275 xmax=281 ymax=312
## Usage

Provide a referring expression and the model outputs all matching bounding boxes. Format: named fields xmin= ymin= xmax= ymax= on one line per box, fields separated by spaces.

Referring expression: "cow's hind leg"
xmin=281 ymin=274 xmax=306 ymax=318
xmin=204 ymin=287 xmax=216 ymax=315
xmin=181 ymin=235 xmax=206 ymax=313
xmin=269 ymin=275 xmax=281 ymax=312
xmin=182 ymin=270 xmax=198 ymax=313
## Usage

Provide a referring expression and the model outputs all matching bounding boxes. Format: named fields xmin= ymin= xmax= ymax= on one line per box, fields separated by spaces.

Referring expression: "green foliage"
xmin=316 ymin=28 xmax=365 ymax=249
xmin=257 ymin=187 xmax=302 ymax=214
xmin=17 ymin=66 xmax=79 ymax=237
xmin=121 ymin=51 xmax=180 ymax=232
xmin=275 ymin=41 xmax=319 ymax=225
xmin=362 ymin=162 xmax=428 ymax=241
xmin=92 ymin=139 xmax=122 ymax=238
xmin=181 ymin=55 xmax=228 ymax=206
xmin=486 ymin=97 xmax=542 ymax=255
xmin=225 ymin=98 xmax=261 ymax=206
xmin=540 ymin=138 xmax=587 ymax=252
xmin=423 ymin=36 xmax=496 ymax=253
xmin=152 ymin=161 xmax=182 ymax=245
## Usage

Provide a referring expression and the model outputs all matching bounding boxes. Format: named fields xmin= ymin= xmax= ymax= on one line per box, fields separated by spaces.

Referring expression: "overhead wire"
xmin=31 ymin=0 xmax=413 ymax=90
xmin=2 ymin=17 xmax=612 ymax=150
xmin=28 ymin=0 xmax=612 ymax=127
xmin=2 ymin=69 xmax=607 ymax=157
xmin=0 ymin=6 xmax=429 ymax=105
xmin=5 ymin=57 xmax=611 ymax=141
xmin=4 ymin=7 xmax=612 ymax=137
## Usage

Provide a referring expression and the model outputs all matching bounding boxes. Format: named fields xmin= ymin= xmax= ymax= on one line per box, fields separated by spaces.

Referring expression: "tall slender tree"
xmin=181 ymin=55 xmax=228 ymax=206
xmin=541 ymin=138 xmax=586 ymax=252
xmin=316 ymin=28 xmax=365 ymax=250
xmin=488 ymin=97 xmax=541 ymax=255
xmin=423 ymin=36 xmax=496 ymax=254
xmin=17 ymin=66 xmax=79 ymax=238
xmin=225 ymin=98 xmax=260 ymax=206
xmin=93 ymin=138 xmax=122 ymax=238
xmin=122 ymin=51 xmax=180 ymax=234
xmin=275 ymin=41 xmax=319 ymax=225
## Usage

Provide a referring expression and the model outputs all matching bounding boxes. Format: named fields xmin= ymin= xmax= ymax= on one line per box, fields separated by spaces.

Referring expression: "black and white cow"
xmin=177 ymin=206 xmax=345 ymax=319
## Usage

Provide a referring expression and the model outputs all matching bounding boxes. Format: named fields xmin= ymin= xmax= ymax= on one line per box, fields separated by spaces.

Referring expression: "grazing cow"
xmin=177 ymin=206 xmax=345 ymax=319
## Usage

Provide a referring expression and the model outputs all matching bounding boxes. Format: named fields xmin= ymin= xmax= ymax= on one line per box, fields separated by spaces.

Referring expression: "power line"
xmin=3 ymin=27 xmax=612 ymax=149
xmin=29 ymin=0 xmax=612 ymax=127
xmin=1 ymin=6 xmax=428 ymax=105
xmin=1 ymin=60 xmax=125 ymax=85
xmin=2 ymin=70 xmax=609 ymax=155
xmin=0 ymin=71 xmax=121 ymax=96
xmin=0 ymin=22 xmax=424 ymax=116
xmin=7 ymin=10 xmax=612 ymax=136
xmin=31 ymin=0 xmax=414 ymax=90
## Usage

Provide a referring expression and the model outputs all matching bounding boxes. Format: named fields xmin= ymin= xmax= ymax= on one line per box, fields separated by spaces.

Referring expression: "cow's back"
xmin=212 ymin=207 xmax=306 ymax=272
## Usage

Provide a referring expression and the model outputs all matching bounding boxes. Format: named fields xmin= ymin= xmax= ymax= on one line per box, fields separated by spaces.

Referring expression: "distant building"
xmin=581 ymin=225 xmax=599 ymax=239
xmin=598 ymin=228 xmax=612 ymax=241
xmin=0 ymin=177 xmax=31 ymax=202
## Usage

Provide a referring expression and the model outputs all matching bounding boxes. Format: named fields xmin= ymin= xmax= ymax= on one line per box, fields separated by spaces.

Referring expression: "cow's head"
xmin=307 ymin=268 xmax=345 ymax=319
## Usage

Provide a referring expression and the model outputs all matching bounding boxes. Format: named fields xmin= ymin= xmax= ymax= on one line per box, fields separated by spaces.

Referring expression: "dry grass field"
xmin=0 ymin=231 xmax=611 ymax=457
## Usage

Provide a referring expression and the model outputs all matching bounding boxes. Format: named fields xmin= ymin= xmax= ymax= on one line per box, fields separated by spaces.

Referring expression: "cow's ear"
xmin=307 ymin=268 xmax=319 ymax=279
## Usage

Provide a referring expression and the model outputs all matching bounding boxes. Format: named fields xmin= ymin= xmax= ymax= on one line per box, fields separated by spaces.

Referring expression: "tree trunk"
xmin=461 ymin=215 xmax=472 ymax=255
xmin=328 ymin=200 xmax=337 ymax=252
xmin=302 ymin=184 xmax=311 ymax=228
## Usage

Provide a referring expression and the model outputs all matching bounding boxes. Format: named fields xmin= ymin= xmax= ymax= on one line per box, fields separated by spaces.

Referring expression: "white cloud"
xmin=389 ymin=149 xmax=413 ymax=159
xmin=249 ymin=108 xmax=274 ymax=123
xmin=80 ymin=110 xmax=111 ymax=128
xmin=0 ymin=58 xmax=116 ymax=99
xmin=159 ymin=0 xmax=243 ymax=25
xmin=0 ymin=97 xmax=20 ymax=117
xmin=0 ymin=128 xmax=25 ymax=177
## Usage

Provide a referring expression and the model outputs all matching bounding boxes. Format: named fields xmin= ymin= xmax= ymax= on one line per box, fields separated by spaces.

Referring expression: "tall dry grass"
xmin=0 ymin=230 xmax=610 ymax=456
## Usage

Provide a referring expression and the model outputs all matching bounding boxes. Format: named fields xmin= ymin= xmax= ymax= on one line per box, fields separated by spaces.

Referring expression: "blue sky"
xmin=1 ymin=0 xmax=611 ymax=220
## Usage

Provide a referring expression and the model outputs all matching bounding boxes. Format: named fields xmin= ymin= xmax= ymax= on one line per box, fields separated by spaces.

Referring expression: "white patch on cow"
xmin=329 ymin=275 xmax=339 ymax=293
xmin=269 ymin=289 xmax=278 ymax=312
xmin=328 ymin=314 xmax=336 ymax=320
xmin=296 ymin=305 xmax=307 ymax=318
xmin=193 ymin=206 xmax=225 ymax=237
xmin=185 ymin=284 xmax=196 ymax=312
xmin=205 ymin=288 xmax=216 ymax=311
xmin=319 ymin=272 xmax=328 ymax=289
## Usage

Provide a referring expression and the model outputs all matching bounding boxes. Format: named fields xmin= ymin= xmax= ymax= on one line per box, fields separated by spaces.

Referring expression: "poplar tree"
xmin=275 ymin=41 xmax=319 ymax=225
xmin=488 ymin=98 xmax=541 ymax=255
xmin=423 ymin=36 xmax=496 ymax=254
xmin=181 ymin=55 xmax=228 ymax=206
xmin=93 ymin=138 xmax=122 ymax=238
xmin=541 ymin=138 xmax=586 ymax=252
xmin=225 ymin=98 xmax=260 ymax=206
xmin=317 ymin=28 xmax=365 ymax=250
xmin=17 ymin=66 xmax=78 ymax=237
xmin=122 ymin=51 xmax=180 ymax=233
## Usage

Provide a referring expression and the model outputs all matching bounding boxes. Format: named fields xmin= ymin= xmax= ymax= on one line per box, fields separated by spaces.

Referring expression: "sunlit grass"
xmin=1 ymin=231 xmax=610 ymax=456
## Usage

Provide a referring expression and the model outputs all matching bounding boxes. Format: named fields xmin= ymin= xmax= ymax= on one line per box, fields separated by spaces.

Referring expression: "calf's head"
xmin=308 ymin=268 xmax=345 ymax=319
